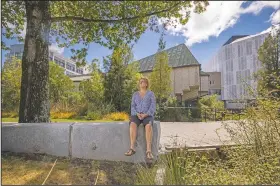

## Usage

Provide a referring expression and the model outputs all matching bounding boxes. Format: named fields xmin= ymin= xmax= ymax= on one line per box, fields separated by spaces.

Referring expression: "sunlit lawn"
xmin=1 ymin=118 xmax=128 ymax=123
xmin=1 ymin=152 xmax=138 ymax=185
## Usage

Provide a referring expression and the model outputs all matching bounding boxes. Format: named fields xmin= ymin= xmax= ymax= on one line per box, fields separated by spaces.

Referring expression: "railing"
xmin=156 ymin=107 xmax=246 ymax=122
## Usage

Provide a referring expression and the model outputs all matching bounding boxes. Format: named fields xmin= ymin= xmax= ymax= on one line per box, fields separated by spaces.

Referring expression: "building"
xmin=5 ymin=44 xmax=90 ymax=76
xmin=137 ymin=44 xmax=208 ymax=105
xmin=69 ymin=74 xmax=93 ymax=90
xmin=206 ymin=32 xmax=269 ymax=109
xmin=207 ymin=72 xmax=221 ymax=97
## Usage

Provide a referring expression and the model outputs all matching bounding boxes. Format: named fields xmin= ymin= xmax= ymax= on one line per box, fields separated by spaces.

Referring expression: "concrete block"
xmin=71 ymin=121 xmax=161 ymax=163
xmin=2 ymin=123 xmax=71 ymax=157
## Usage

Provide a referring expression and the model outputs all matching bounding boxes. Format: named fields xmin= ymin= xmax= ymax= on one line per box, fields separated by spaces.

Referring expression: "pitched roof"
xmin=200 ymin=71 xmax=210 ymax=76
xmin=137 ymin=44 xmax=200 ymax=72
xmin=223 ymin=35 xmax=249 ymax=46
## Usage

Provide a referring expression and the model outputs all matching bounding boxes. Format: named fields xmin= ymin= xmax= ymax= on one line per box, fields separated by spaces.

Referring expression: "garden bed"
xmin=1 ymin=152 xmax=140 ymax=185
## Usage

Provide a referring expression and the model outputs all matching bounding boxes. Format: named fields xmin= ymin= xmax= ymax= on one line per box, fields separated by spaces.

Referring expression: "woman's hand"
xmin=137 ymin=113 xmax=142 ymax=120
xmin=141 ymin=113 xmax=148 ymax=119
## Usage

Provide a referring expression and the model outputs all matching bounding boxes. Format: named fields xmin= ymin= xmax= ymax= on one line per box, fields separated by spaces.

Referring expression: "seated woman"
xmin=125 ymin=77 xmax=156 ymax=160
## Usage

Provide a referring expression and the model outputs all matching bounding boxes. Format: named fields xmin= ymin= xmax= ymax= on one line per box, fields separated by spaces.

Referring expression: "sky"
xmin=1 ymin=1 xmax=280 ymax=71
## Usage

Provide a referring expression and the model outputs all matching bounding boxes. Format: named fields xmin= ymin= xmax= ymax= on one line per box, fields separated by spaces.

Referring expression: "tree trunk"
xmin=19 ymin=1 xmax=51 ymax=123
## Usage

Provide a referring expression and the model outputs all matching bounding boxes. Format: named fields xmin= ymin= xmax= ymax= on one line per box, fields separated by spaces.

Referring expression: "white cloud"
xmin=163 ymin=1 xmax=280 ymax=47
xmin=269 ymin=10 xmax=280 ymax=24
xmin=49 ymin=43 xmax=64 ymax=54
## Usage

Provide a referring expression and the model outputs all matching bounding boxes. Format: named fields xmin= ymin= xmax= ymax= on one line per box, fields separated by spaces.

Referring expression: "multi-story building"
xmin=206 ymin=32 xmax=269 ymax=109
xmin=5 ymin=44 xmax=90 ymax=76
xmin=137 ymin=44 xmax=208 ymax=106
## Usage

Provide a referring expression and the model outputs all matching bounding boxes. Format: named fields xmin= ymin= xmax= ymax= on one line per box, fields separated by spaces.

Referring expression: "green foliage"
xmin=104 ymin=44 xmax=140 ymax=112
xmin=257 ymin=26 xmax=280 ymax=97
xmin=150 ymin=34 xmax=172 ymax=102
xmin=198 ymin=94 xmax=224 ymax=120
xmin=2 ymin=1 xmax=209 ymax=62
xmin=1 ymin=57 xmax=22 ymax=112
xmin=79 ymin=61 xmax=104 ymax=106
xmin=49 ymin=61 xmax=75 ymax=104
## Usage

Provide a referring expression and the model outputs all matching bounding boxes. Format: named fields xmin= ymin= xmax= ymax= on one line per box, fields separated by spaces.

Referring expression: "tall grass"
xmin=136 ymin=96 xmax=280 ymax=185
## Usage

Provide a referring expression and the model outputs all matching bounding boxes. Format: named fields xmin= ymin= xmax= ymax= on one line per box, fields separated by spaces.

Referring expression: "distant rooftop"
xmin=223 ymin=35 xmax=249 ymax=46
xmin=137 ymin=44 xmax=200 ymax=72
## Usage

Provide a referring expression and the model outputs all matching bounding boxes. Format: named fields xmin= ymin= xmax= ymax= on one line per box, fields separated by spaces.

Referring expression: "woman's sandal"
xmin=146 ymin=151 xmax=154 ymax=160
xmin=125 ymin=149 xmax=136 ymax=156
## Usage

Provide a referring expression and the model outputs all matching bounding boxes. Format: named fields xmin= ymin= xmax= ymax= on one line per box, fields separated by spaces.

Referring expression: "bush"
xmin=1 ymin=112 xmax=18 ymax=118
xmin=103 ymin=112 xmax=129 ymax=121
xmin=85 ymin=111 xmax=102 ymax=120
xmin=50 ymin=112 xmax=77 ymax=119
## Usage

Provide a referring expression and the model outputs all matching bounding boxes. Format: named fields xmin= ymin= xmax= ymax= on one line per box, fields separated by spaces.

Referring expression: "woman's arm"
xmin=146 ymin=92 xmax=156 ymax=116
xmin=131 ymin=93 xmax=137 ymax=116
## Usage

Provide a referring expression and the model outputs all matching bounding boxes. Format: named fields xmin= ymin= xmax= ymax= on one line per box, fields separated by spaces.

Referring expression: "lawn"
xmin=1 ymin=118 xmax=126 ymax=123
xmin=1 ymin=152 xmax=144 ymax=185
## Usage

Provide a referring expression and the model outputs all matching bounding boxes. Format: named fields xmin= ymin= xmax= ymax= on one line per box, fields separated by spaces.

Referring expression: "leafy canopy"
xmin=2 ymin=1 xmax=209 ymax=64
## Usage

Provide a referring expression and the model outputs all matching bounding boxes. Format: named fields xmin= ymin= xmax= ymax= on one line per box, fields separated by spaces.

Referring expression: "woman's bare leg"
xmin=145 ymin=123 xmax=153 ymax=153
xmin=130 ymin=122 xmax=137 ymax=150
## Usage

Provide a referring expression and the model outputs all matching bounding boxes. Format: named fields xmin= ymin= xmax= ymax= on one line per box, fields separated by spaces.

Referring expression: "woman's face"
xmin=139 ymin=79 xmax=147 ymax=89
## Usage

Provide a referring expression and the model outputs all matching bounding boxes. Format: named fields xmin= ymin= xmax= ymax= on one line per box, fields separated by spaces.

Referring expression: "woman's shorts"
xmin=130 ymin=115 xmax=153 ymax=127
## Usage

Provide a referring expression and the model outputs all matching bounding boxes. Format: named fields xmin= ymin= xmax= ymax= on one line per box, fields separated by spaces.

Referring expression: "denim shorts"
xmin=130 ymin=115 xmax=153 ymax=126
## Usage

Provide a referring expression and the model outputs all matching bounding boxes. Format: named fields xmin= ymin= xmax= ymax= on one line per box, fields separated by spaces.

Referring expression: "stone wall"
xmin=2 ymin=121 xmax=160 ymax=163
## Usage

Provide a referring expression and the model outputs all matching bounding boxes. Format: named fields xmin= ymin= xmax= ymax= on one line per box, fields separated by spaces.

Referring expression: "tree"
xmin=104 ymin=44 xmax=140 ymax=112
xmin=257 ymin=26 xmax=280 ymax=97
xmin=49 ymin=61 xmax=75 ymax=107
xmin=1 ymin=57 xmax=22 ymax=112
xmin=1 ymin=59 xmax=75 ymax=113
xmin=2 ymin=1 xmax=208 ymax=122
xmin=150 ymin=32 xmax=172 ymax=104
xmin=79 ymin=61 xmax=104 ymax=106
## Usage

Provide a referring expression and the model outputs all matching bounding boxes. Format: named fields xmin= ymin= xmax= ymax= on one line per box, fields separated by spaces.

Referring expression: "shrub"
xmin=50 ymin=112 xmax=77 ymax=119
xmin=1 ymin=112 xmax=18 ymax=118
xmin=103 ymin=112 xmax=129 ymax=121
xmin=85 ymin=111 xmax=102 ymax=120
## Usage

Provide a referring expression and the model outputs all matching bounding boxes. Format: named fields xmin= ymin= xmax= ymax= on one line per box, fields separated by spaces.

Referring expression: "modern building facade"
xmin=5 ymin=44 xmax=90 ymax=76
xmin=206 ymin=32 xmax=269 ymax=109
xmin=137 ymin=44 xmax=207 ymax=104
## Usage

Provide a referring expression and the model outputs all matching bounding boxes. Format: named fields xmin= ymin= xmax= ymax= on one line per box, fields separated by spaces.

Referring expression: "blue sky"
xmin=2 ymin=1 xmax=280 ymax=71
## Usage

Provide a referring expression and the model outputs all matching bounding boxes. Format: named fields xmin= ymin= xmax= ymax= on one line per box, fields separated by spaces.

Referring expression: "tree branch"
xmin=51 ymin=2 xmax=181 ymax=23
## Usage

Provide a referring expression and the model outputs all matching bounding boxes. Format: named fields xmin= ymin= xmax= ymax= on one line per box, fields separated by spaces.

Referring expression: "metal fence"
xmin=156 ymin=107 xmax=246 ymax=122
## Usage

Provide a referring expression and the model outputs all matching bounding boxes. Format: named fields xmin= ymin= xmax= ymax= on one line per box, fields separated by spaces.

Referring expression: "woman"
xmin=125 ymin=77 xmax=156 ymax=160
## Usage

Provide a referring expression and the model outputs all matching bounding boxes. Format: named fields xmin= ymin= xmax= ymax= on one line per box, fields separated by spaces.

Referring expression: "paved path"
xmin=160 ymin=121 xmax=236 ymax=150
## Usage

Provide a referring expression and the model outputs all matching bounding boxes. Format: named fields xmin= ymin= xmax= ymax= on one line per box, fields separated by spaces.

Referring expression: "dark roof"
xmin=223 ymin=35 xmax=249 ymax=46
xmin=137 ymin=44 xmax=199 ymax=72
xmin=200 ymin=71 xmax=210 ymax=76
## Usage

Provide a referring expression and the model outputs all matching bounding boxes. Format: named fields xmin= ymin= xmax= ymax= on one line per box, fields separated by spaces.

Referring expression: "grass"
xmin=1 ymin=152 xmax=139 ymax=185
xmin=1 ymin=118 xmax=125 ymax=123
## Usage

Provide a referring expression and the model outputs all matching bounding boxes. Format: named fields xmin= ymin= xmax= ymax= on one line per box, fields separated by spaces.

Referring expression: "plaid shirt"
xmin=131 ymin=90 xmax=156 ymax=117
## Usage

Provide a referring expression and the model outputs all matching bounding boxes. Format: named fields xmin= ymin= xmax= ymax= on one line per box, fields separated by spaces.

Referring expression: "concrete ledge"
xmin=1 ymin=121 xmax=160 ymax=163
xmin=71 ymin=121 xmax=160 ymax=163
xmin=2 ymin=123 xmax=71 ymax=157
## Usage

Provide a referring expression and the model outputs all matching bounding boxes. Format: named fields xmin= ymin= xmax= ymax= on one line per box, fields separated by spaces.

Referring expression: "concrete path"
xmin=160 ymin=121 xmax=236 ymax=151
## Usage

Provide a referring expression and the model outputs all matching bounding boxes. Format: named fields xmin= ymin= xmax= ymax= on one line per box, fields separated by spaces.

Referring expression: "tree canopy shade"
xmin=1 ymin=1 xmax=208 ymax=122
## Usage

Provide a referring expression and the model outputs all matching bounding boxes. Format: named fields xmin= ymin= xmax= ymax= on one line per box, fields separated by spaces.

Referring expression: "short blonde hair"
xmin=139 ymin=77 xmax=149 ymax=89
